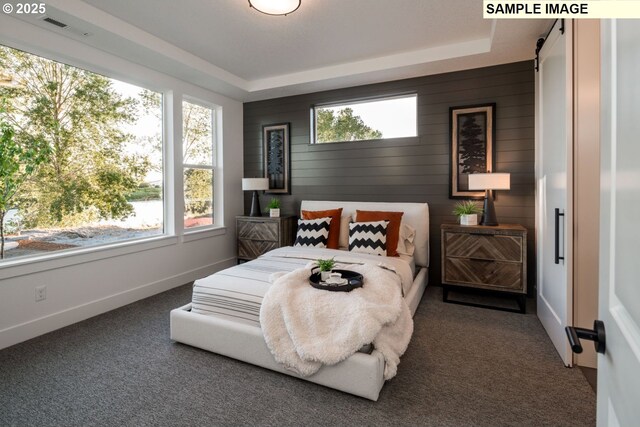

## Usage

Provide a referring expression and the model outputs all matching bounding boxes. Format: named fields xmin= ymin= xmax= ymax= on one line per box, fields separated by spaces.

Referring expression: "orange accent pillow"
xmin=301 ymin=208 xmax=343 ymax=249
xmin=355 ymin=210 xmax=404 ymax=257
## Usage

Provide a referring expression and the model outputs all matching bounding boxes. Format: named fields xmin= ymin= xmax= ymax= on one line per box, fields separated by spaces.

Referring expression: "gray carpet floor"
xmin=0 ymin=285 xmax=596 ymax=426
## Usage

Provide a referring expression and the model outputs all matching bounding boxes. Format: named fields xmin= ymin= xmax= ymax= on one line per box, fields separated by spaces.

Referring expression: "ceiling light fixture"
xmin=248 ymin=0 xmax=301 ymax=16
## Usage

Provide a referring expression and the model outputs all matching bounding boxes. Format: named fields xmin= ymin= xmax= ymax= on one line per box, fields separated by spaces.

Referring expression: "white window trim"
xmin=0 ymin=41 xmax=228 ymax=272
xmin=182 ymin=226 xmax=226 ymax=243
xmin=0 ymin=43 xmax=172 ymax=271
xmin=181 ymin=97 xmax=220 ymax=231
xmin=0 ymin=235 xmax=178 ymax=281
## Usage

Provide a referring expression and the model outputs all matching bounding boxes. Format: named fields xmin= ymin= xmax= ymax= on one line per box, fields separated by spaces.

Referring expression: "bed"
xmin=170 ymin=201 xmax=429 ymax=401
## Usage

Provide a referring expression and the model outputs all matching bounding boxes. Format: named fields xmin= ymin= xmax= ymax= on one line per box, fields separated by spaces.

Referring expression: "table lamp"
xmin=468 ymin=173 xmax=511 ymax=226
xmin=242 ymin=178 xmax=269 ymax=217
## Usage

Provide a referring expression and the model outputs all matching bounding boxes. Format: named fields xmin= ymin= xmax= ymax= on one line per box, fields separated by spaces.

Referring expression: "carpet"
xmin=0 ymin=285 xmax=596 ymax=426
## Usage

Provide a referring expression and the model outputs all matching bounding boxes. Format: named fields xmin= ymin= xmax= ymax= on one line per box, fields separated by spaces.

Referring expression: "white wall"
xmin=0 ymin=15 xmax=244 ymax=350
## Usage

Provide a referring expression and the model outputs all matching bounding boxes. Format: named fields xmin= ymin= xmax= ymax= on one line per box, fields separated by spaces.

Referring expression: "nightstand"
xmin=441 ymin=223 xmax=527 ymax=313
xmin=236 ymin=216 xmax=296 ymax=262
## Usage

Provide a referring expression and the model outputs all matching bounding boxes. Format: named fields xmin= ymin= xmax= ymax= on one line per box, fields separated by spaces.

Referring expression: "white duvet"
xmin=259 ymin=247 xmax=414 ymax=380
xmin=261 ymin=247 xmax=416 ymax=296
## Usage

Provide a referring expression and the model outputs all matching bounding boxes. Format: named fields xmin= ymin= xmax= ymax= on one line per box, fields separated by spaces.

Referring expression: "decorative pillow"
xmin=338 ymin=215 xmax=353 ymax=248
xmin=301 ymin=208 xmax=343 ymax=249
xmin=396 ymin=223 xmax=416 ymax=257
xmin=349 ymin=220 xmax=388 ymax=256
xmin=355 ymin=210 xmax=404 ymax=256
xmin=294 ymin=217 xmax=332 ymax=248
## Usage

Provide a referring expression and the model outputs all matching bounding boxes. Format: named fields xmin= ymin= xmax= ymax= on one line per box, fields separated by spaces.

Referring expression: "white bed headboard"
xmin=300 ymin=200 xmax=430 ymax=268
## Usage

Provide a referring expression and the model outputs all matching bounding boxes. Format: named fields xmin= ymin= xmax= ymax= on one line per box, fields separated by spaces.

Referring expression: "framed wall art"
xmin=449 ymin=103 xmax=496 ymax=199
xmin=263 ymin=123 xmax=290 ymax=194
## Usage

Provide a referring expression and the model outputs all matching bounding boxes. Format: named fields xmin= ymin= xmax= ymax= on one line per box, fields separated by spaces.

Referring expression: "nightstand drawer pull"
xmin=468 ymin=257 xmax=493 ymax=262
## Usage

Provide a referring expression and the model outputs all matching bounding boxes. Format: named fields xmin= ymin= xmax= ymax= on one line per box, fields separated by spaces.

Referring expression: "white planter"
xmin=270 ymin=208 xmax=280 ymax=218
xmin=320 ymin=271 xmax=331 ymax=281
xmin=460 ymin=214 xmax=478 ymax=226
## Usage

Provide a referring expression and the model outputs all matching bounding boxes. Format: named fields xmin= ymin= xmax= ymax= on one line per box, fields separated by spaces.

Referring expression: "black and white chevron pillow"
xmin=348 ymin=220 xmax=388 ymax=256
xmin=294 ymin=217 xmax=332 ymax=248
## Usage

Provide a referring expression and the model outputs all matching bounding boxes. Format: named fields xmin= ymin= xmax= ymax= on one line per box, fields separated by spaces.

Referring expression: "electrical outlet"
xmin=35 ymin=285 xmax=47 ymax=302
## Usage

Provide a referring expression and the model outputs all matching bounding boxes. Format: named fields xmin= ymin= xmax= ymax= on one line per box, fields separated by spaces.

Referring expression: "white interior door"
xmin=597 ymin=19 xmax=640 ymax=426
xmin=536 ymin=20 xmax=573 ymax=365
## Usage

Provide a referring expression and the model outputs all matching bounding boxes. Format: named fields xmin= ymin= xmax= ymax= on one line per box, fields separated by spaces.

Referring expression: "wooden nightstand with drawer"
xmin=236 ymin=216 xmax=296 ymax=262
xmin=441 ymin=223 xmax=527 ymax=313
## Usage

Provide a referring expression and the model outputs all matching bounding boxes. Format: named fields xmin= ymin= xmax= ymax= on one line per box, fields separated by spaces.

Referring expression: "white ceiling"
xmin=9 ymin=0 xmax=552 ymax=101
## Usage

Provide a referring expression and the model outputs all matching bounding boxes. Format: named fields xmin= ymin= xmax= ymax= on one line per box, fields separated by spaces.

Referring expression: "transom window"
xmin=312 ymin=94 xmax=417 ymax=144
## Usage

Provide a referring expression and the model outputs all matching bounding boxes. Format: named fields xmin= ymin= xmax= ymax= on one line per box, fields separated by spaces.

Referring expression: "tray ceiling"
xmin=5 ymin=0 xmax=552 ymax=101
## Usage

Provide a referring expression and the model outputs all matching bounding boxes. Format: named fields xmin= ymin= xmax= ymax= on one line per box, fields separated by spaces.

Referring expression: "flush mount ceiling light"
xmin=249 ymin=0 xmax=301 ymax=16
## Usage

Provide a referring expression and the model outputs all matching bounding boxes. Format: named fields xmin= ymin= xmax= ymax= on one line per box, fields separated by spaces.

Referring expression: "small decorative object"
xmin=449 ymin=103 xmax=496 ymax=199
xmin=309 ymin=269 xmax=364 ymax=292
xmin=325 ymin=272 xmax=346 ymax=285
xmin=266 ymin=198 xmax=281 ymax=218
xmin=316 ymin=257 xmax=336 ymax=281
xmin=452 ymin=201 xmax=483 ymax=226
xmin=242 ymin=178 xmax=269 ymax=217
xmin=263 ymin=123 xmax=290 ymax=194
xmin=468 ymin=172 xmax=511 ymax=226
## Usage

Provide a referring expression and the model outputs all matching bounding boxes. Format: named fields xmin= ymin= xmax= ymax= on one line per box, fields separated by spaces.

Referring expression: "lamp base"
xmin=480 ymin=190 xmax=499 ymax=226
xmin=250 ymin=190 xmax=262 ymax=217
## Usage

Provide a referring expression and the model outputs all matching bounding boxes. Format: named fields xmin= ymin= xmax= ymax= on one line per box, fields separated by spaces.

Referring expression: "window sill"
xmin=182 ymin=226 xmax=227 ymax=243
xmin=307 ymin=135 xmax=419 ymax=148
xmin=0 ymin=235 xmax=178 ymax=280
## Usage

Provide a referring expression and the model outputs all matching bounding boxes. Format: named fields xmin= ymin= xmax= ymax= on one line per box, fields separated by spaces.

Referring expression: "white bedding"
xmin=174 ymin=200 xmax=429 ymax=401
xmin=261 ymin=261 xmax=412 ymax=380
xmin=400 ymin=254 xmax=416 ymax=277
xmin=191 ymin=246 xmax=415 ymax=326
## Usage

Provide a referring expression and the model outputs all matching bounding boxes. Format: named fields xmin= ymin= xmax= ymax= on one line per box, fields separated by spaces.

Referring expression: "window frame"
xmin=0 ymin=42 xmax=168 ymax=266
xmin=310 ymin=93 xmax=418 ymax=144
xmin=181 ymin=97 xmax=219 ymax=233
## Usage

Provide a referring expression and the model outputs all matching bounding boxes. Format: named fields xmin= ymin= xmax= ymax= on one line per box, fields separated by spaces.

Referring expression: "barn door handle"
xmin=565 ymin=320 xmax=606 ymax=355
xmin=554 ymin=208 xmax=565 ymax=264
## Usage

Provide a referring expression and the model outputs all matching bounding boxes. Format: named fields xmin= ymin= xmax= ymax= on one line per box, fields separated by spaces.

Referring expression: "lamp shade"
xmin=242 ymin=178 xmax=269 ymax=191
xmin=468 ymin=173 xmax=511 ymax=191
xmin=249 ymin=0 xmax=301 ymax=15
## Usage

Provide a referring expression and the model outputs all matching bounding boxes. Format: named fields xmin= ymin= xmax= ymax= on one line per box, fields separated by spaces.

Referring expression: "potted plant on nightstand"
xmin=453 ymin=201 xmax=483 ymax=226
xmin=266 ymin=198 xmax=280 ymax=218
xmin=316 ymin=258 xmax=336 ymax=281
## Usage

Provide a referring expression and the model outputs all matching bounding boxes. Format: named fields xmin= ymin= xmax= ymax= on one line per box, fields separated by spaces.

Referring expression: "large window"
xmin=0 ymin=44 xmax=163 ymax=262
xmin=182 ymin=100 xmax=216 ymax=229
xmin=312 ymin=94 xmax=417 ymax=144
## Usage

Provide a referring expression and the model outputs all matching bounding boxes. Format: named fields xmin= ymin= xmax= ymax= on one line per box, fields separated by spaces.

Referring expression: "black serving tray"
xmin=309 ymin=269 xmax=364 ymax=292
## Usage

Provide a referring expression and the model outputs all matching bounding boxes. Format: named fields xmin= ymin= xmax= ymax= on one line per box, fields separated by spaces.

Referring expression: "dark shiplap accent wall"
xmin=243 ymin=61 xmax=535 ymax=289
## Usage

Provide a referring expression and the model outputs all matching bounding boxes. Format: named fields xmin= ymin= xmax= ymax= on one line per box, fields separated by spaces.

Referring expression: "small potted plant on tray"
xmin=453 ymin=200 xmax=483 ymax=226
xmin=266 ymin=198 xmax=280 ymax=218
xmin=316 ymin=258 xmax=336 ymax=281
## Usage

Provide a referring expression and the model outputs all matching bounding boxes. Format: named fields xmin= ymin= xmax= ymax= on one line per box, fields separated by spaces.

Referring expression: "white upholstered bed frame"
xmin=170 ymin=201 xmax=429 ymax=401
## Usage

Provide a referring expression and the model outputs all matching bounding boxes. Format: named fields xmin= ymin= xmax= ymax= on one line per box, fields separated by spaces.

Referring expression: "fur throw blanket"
xmin=260 ymin=262 xmax=413 ymax=380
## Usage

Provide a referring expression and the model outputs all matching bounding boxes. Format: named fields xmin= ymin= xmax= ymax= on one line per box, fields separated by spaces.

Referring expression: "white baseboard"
xmin=0 ymin=257 xmax=236 ymax=350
